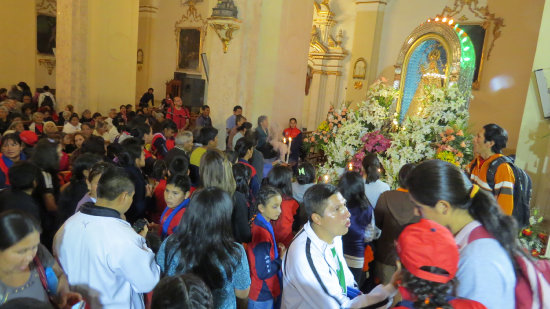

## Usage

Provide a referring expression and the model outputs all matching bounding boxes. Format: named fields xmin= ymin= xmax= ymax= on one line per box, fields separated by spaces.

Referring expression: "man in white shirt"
xmin=38 ymin=85 xmax=56 ymax=109
xmin=282 ymin=184 xmax=399 ymax=309
xmin=54 ymin=168 xmax=160 ymax=309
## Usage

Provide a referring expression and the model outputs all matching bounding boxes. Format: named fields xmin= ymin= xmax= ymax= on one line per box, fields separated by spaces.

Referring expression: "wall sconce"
xmin=38 ymin=59 xmax=56 ymax=75
xmin=208 ymin=0 xmax=240 ymax=53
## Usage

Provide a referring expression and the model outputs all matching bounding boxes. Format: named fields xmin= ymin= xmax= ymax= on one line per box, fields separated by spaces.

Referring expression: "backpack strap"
xmin=467 ymin=225 xmax=494 ymax=244
xmin=486 ymin=155 xmax=512 ymax=191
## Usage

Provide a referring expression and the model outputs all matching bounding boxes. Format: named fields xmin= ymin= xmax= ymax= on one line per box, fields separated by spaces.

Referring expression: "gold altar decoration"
xmin=441 ymin=0 xmax=504 ymax=60
xmin=393 ymin=18 xmax=462 ymax=118
xmin=174 ymin=0 xmax=208 ymax=71
xmin=38 ymin=58 xmax=56 ymax=75
xmin=207 ymin=18 xmax=241 ymax=53
xmin=353 ymin=58 xmax=367 ymax=80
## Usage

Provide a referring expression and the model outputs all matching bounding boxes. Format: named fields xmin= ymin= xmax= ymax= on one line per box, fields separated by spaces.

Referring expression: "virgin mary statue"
xmin=406 ymin=48 xmax=445 ymax=117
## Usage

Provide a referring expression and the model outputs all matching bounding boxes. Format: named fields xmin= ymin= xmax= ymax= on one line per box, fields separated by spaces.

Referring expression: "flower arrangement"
xmin=351 ymin=131 xmax=392 ymax=171
xmin=305 ymin=106 xmax=348 ymax=153
xmin=310 ymin=81 xmax=472 ymax=187
xmin=519 ymin=210 xmax=548 ymax=258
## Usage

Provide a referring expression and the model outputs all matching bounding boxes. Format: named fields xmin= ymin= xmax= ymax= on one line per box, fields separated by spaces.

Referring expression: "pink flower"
xmin=448 ymin=135 xmax=455 ymax=142
xmin=380 ymin=77 xmax=388 ymax=83
xmin=445 ymin=128 xmax=454 ymax=135
xmin=323 ymin=137 xmax=328 ymax=143
xmin=310 ymin=137 xmax=315 ymax=142
xmin=456 ymin=130 xmax=464 ymax=136
xmin=456 ymin=152 xmax=464 ymax=158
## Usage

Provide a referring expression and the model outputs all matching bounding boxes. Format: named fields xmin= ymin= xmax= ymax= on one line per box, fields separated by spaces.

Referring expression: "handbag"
xmin=364 ymin=213 xmax=381 ymax=243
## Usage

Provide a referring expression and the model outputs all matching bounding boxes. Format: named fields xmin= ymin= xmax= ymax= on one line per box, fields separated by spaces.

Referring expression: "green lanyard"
xmin=330 ymin=247 xmax=346 ymax=294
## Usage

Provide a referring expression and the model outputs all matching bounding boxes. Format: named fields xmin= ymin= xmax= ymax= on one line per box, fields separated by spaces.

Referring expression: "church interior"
xmin=1 ymin=0 xmax=550 ymax=223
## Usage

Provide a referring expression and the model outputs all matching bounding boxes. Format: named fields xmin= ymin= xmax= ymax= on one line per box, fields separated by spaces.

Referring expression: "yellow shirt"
xmin=190 ymin=147 xmax=207 ymax=167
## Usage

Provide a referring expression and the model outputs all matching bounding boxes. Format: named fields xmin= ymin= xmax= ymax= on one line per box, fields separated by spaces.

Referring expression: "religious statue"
xmin=407 ymin=48 xmax=445 ymax=117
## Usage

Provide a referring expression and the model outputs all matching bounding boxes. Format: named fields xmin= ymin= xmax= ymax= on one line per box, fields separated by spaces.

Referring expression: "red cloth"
xmin=159 ymin=205 xmax=186 ymax=237
xmin=166 ymin=106 xmax=190 ymax=130
xmin=59 ymin=152 xmax=70 ymax=171
xmin=166 ymin=139 xmax=175 ymax=151
xmin=272 ymin=196 xmax=299 ymax=248
xmin=394 ymin=299 xmax=487 ymax=309
xmin=152 ymin=179 xmax=167 ymax=224
xmin=283 ymin=128 xmax=301 ymax=139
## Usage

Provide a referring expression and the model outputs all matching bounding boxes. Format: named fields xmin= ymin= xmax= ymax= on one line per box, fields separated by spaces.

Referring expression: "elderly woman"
xmin=0 ymin=211 xmax=81 ymax=306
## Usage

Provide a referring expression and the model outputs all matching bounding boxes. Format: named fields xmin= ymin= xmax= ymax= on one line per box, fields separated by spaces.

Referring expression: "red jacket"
xmin=166 ymin=106 xmax=189 ymax=130
xmin=246 ymin=214 xmax=281 ymax=301
xmin=272 ymin=196 xmax=299 ymax=248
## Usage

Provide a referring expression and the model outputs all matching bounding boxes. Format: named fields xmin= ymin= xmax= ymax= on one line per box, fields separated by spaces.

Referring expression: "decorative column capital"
xmin=139 ymin=0 xmax=159 ymax=14
xmin=355 ymin=0 xmax=388 ymax=11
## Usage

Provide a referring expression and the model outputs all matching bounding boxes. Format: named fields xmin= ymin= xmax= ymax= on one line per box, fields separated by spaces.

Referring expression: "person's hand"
xmin=57 ymin=291 xmax=82 ymax=309
xmin=278 ymin=243 xmax=287 ymax=256
xmin=145 ymin=184 xmax=154 ymax=198
xmin=139 ymin=225 xmax=149 ymax=238
xmin=390 ymin=261 xmax=403 ymax=288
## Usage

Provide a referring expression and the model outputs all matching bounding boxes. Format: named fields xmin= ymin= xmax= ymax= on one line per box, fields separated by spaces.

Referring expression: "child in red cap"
xmin=394 ymin=219 xmax=486 ymax=309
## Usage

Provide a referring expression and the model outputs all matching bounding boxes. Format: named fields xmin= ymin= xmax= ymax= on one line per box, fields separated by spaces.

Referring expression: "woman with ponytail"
xmin=407 ymin=160 xmax=517 ymax=309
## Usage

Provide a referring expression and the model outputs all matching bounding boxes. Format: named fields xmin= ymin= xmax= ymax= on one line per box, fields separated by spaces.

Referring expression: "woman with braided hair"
xmin=407 ymin=160 xmax=517 ymax=309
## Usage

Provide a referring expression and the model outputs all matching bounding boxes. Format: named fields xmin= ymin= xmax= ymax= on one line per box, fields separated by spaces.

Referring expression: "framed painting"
xmin=460 ymin=22 xmax=489 ymax=90
xmin=37 ymin=14 xmax=56 ymax=55
xmin=177 ymin=28 xmax=201 ymax=72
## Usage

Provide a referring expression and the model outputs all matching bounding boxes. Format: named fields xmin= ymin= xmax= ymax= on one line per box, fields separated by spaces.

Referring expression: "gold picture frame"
xmin=352 ymin=58 xmax=367 ymax=80
xmin=458 ymin=21 xmax=490 ymax=90
xmin=176 ymin=27 xmax=203 ymax=73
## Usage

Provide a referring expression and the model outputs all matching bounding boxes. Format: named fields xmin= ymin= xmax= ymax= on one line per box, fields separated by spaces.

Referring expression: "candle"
xmin=323 ymin=175 xmax=329 ymax=183
xmin=286 ymin=137 xmax=292 ymax=164
xmin=348 ymin=162 xmax=353 ymax=171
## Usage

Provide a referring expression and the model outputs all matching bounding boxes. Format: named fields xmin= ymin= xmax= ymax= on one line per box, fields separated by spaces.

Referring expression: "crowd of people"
xmin=0 ymin=83 xmax=543 ymax=309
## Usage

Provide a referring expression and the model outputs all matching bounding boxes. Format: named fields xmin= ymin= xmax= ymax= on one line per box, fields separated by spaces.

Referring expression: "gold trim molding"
xmin=38 ymin=58 xmax=56 ymax=75
xmin=207 ymin=17 xmax=241 ymax=53
xmin=441 ymin=0 xmax=504 ymax=60
xmin=36 ymin=0 xmax=56 ymax=17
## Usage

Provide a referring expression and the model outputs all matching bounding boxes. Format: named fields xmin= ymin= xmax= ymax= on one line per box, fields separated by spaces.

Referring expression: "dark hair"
xmin=30 ymin=138 xmax=60 ymax=172
xmin=0 ymin=210 xmax=41 ymax=250
xmin=232 ymin=164 xmax=251 ymax=198
xmin=92 ymin=112 xmax=102 ymax=119
xmin=1 ymin=133 xmax=22 ymax=148
xmin=71 ymin=153 xmax=102 ymax=182
xmin=296 ymin=162 xmax=316 ymax=185
xmin=407 ymin=160 xmax=519 ymax=263
xmin=201 ymin=105 xmax=210 ymax=110
xmin=148 ymin=88 xmax=154 ymax=91
xmin=120 ymin=105 xmax=126 ymax=110
xmin=257 ymin=115 xmax=267 ymax=128
xmin=69 ymin=114 xmax=79 ymax=123
xmin=398 ymin=163 xmax=416 ymax=189
xmin=127 ymin=121 xmax=151 ymax=142
xmin=256 ymin=185 xmax=281 ymax=210
xmin=199 ymin=127 xmax=218 ymax=146
xmin=165 ymin=187 xmax=240 ymax=290
xmin=151 ymin=273 xmax=213 ymax=309
xmin=234 ymin=115 xmax=245 ymax=126
xmin=161 ymin=119 xmax=178 ymax=133
xmin=362 ymin=153 xmax=381 ymax=184
xmin=81 ymin=122 xmax=94 ymax=130
xmin=236 ymin=122 xmax=252 ymax=132
xmin=289 ymin=118 xmax=297 ymax=123
xmin=118 ymin=138 xmax=143 ymax=167
xmin=266 ymin=165 xmax=293 ymax=197
xmin=483 ymin=123 xmax=508 ymax=153
xmin=401 ymin=268 xmax=454 ymax=309
xmin=126 ymin=104 xmax=133 ymax=109
xmin=338 ymin=172 xmax=370 ymax=211
xmin=167 ymin=155 xmax=189 ymax=176
xmin=96 ymin=167 xmax=135 ymax=200
xmin=166 ymin=174 xmax=191 ymax=194
xmin=81 ymin=135 xmax=106 ymax=157
xmin=8 ymin=162 xmax=40 ymax=191
xmin=303 ymin=184 xmax=338 ymax=221
xmin=233 ymin=105 xmax=242 ymax=112
xmin=88 ymin=161 xmax=115 ymax=183
xmin=234 ymin=137 xmax=254 ymax=159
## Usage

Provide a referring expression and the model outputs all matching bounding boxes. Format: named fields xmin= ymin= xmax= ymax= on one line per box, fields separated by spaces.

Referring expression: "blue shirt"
xmin=156 ymin=238 xmax=251 ymax=309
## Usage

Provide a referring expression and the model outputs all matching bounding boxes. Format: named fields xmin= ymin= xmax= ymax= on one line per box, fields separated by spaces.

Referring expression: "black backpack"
xmin=484 ymin=156 xmax=532 ymax=228
xmin=41 ymin=95 xmax=54 ymax=110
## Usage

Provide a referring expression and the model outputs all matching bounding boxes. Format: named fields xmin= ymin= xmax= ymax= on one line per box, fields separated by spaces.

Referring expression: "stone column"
xmin=56 ymin=0 xmax=139 ymax=114
xmin=136 ymin=0 xmax=159 ymax=103
xmin=344 ymin=0 xmax=387 ymax=103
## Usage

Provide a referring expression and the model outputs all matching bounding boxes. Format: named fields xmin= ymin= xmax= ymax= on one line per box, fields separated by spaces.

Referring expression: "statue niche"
xmin=406 ymin=44 xmax=447 ymax=118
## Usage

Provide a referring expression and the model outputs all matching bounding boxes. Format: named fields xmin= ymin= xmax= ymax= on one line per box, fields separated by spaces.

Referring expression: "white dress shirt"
xmin=54 ymin=208 xmax=160 ymax=309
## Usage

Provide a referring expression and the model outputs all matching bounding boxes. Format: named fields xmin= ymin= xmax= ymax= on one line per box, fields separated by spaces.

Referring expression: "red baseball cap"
xmin=19 ymin=130 xmax=38 ymax=146
xmin=396 ymin=219 xmax=459 ymax=284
